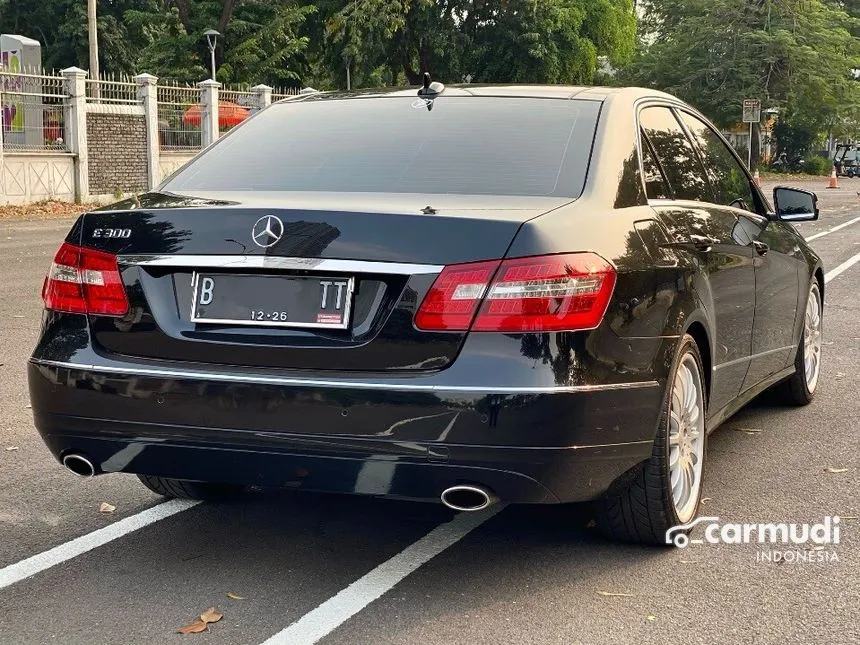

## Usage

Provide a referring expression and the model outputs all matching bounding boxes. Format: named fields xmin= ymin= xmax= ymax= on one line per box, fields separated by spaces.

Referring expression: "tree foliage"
xmin=624 ymin=0 xmax=860 ymax=156
xmin=0 ymin=0 xmax=636 ymax=89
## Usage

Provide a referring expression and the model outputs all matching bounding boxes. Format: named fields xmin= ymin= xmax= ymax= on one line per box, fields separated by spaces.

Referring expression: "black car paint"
xmin=28 ymin=86 xmax=823 ymax=505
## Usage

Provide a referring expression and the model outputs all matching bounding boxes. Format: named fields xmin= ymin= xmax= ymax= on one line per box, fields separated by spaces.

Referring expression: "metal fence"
xmin=218 ymin=87 xmax=257 ymax=135
xmin=272 ymin=87 xmax=303 ymax=102
xmin=86 ymin=75 xmax=139 ymax=105
xmin=0 ymin=71 xmax=68 ymax=151
xmin=157 ymin=83 xmax=201 ymax=151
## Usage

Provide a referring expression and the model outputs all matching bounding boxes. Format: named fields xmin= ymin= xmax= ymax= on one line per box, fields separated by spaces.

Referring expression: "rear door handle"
xmin=753 ymin=240 xmax=769 ymax=256
xmin=689 ymin=234 xmax=719 ymax=251
xmin=659 ymin=234 xmax=719 ymax=253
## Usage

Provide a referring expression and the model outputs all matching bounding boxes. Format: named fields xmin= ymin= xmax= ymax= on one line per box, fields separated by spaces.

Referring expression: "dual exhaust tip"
xmin=440 ymin=485 xmax=497 ymax=512
xmin=62 ymin=453 xmax=96 ymax=478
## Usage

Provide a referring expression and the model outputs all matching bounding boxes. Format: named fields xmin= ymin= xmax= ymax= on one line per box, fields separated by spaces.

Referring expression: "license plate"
xmin=190 ymin=273 xmax=354 ymax=329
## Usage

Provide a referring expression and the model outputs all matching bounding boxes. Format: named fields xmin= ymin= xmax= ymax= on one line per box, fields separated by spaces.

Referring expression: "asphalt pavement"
xmin=0 ymin=178 xmax=858 ymax=645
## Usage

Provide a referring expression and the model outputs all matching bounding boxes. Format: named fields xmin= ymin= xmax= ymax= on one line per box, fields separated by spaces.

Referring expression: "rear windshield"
xmin=163 ymin=96 xmax=600 ymax=197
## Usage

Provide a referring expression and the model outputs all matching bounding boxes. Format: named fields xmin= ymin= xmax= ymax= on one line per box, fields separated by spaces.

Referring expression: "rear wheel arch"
xmin=814 ymin=267 xmax=824 ymax=307
xmin=683 ymin=320 xmax=712 ymax=406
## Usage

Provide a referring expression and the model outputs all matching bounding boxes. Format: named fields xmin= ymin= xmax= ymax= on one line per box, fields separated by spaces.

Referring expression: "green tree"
xmin=318 ymin=0 xmax=636 ymax=89
xmin=623 ymin=0 xmax=860 ymax=159
xmin=0 ymin=0 xmax=315 ymax=86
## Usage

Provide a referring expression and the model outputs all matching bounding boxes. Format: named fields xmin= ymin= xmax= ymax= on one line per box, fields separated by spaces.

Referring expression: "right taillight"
xmin=415 ymin=253 xmax=615 ymax=333
xmin=42 ymin=242 xmax=129 ymax=316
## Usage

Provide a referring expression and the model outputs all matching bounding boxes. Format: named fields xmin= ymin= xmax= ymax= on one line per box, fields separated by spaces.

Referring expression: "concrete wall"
xmin=86 ymin=112 xmax=149 ymax=196
xmin=0 ymin=153 xmax=74 ymax=204
xmin=157 ymin=151 xmax=196 ymax=185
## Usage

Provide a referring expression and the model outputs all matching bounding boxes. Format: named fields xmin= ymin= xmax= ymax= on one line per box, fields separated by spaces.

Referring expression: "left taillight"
xmin=42 ymin=242 xmax=129 ymax=316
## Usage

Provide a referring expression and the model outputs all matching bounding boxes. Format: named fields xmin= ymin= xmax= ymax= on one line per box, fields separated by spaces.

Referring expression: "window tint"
xmin=638 ymin=107 xmax=710 ymax=202
xmin=677 ymin=111 xmax=758 ymax=212
xmin=165 ymin=97 xmax=601 ymax=197
xmin=640 ymin=129 xmax=671 ymax=199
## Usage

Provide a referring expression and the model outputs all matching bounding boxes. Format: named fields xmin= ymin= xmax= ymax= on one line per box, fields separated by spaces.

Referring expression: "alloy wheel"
xmin=804 ymin=284 xmax=823 ymax=393
xmin=668 ymin=353 xmax=706 ymax=523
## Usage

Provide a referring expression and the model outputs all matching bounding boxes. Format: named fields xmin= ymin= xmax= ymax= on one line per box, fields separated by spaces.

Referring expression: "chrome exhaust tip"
xmin=62 ymin=454 xmax=96 ymax=478
xmin=440 ymin=485 xmax=498 ymax=512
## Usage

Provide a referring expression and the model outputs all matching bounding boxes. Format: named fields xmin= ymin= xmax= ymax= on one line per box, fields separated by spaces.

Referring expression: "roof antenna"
xmin=417 ymin=72 xmax=445 ymax=98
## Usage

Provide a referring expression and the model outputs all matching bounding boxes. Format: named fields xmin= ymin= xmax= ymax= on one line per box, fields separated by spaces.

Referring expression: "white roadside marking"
xmin=824 ymin=250 xmax=860 ymax=283
xmin=260 ymin=505 xmax=505 ymax=645
xmin=806 ymin=214 xmax=860 ymax=242
xmin=0 ymin=499 xmax=199 ymax=591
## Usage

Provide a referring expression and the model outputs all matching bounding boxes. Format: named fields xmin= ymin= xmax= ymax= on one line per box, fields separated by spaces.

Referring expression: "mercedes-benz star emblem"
xmin=251 ymin=215 xmax=284 ymax=248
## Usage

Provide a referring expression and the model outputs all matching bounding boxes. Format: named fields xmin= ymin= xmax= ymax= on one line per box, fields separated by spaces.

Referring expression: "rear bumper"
xmin=28 ymin=357 xmax=664 ymax=504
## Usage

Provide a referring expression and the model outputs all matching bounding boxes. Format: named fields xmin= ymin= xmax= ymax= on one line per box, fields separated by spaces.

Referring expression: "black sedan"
xmin=29 ymin=85 xmax=824 ymax=545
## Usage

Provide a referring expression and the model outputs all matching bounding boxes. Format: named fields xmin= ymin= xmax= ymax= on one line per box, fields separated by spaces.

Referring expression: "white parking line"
xmin=806 ymin=214 xmax=860 ymax=242
xmin=0 ymin=499 xmax=199 ymax=591
xmin=260 ymin=505 xmax=505 ymax=645
xmin=825 ymin=250 xmax=860 ymax=283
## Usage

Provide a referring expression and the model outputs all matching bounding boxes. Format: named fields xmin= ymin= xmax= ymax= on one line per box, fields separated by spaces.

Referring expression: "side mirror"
xmin=773 ymin=186 xmax=819 ymax=221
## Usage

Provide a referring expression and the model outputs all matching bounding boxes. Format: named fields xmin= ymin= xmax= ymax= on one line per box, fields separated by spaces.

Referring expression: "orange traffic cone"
xmin=827 ymin=165 xmax=839 ymax=189
xmin=753 ymin=169 xmax=761 ymax=187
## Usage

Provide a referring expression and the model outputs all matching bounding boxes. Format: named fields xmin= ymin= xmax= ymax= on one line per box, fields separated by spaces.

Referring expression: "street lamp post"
xmin=204 ymin=29 xmax=220 ymax=81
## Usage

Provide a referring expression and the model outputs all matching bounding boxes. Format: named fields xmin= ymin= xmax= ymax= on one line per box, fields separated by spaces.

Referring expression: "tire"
xmin=595 ymin=334 xmax=707 ymax=546
xmin=137 ymin=474 xmax=244 ymax=501
xmin=778 ymin=281 xmax=822 ymax=406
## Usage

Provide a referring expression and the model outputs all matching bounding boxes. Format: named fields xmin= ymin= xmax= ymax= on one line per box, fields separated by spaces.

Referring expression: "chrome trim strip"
xmin=713 ymin=345 xmax=795 ymax=371
xmin=118 ymin=255 xmax=444 ymax=275
xmin=30 ymin=359 xmax=659 ymax=394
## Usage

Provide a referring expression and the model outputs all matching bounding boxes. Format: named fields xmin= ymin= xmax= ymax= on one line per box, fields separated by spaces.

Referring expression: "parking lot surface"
xmin=1 ymin=178 xmax=858 ymax=644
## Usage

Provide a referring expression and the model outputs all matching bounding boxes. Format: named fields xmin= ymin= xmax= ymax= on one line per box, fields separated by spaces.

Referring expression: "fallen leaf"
xmin=99 ymin=502 xmax=116 ymax=514
xmin=200 ymin=607 xmax=223 ymax=624
xmin=5 ymin=446 xmax=19 ymax=452
xmin=824 ymin=467 xmax=849 ymax=474
xmin=177 ymin=619 xmax=208 ymax=634
xmin=646 ymin=614 xmax=657 ymax=622
xmin=226 ymin=592 xmax=245 ymax=601
xmin=597 ymin=591 xmax=634 ymax=597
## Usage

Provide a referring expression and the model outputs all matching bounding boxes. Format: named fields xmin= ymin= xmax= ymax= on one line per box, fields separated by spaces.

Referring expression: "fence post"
xmin=0 ymin=104 xmax=5 ymax=192
xmin=251 ymin=84 xmax=272 ymax=111
xmin=135 ymin=73 xmax=159 ymax=190
xmin=198 ymin=79 xmax=220 ymax=147
xmin=62 ymin=67 xmax=89 ymax=203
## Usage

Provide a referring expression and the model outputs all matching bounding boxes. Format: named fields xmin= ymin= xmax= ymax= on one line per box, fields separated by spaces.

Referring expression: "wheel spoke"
xmin=688 ymin=402 xmax=700 ymax=425
xmin=671 ymin=461 xmax=682 ymax=489
xmin=682 ymin=367 xmax=695 ymax=410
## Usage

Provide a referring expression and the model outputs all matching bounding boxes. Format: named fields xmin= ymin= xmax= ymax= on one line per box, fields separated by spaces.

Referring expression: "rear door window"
xmin=638 ymin=106 xmax=711 ymax=202
xmin=677 ymin=111 xmax=760 ymax=213
xmin=640 ymin=129 xmax=671 ymax=199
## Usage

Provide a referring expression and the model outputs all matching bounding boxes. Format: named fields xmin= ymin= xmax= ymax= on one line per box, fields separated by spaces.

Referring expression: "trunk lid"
xmin=80 ymin=191 xmax=569 ymax=372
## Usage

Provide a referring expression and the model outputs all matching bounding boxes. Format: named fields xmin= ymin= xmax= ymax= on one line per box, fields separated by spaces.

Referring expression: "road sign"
xmin=743 ymin=99 xmax=761 ymax=123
